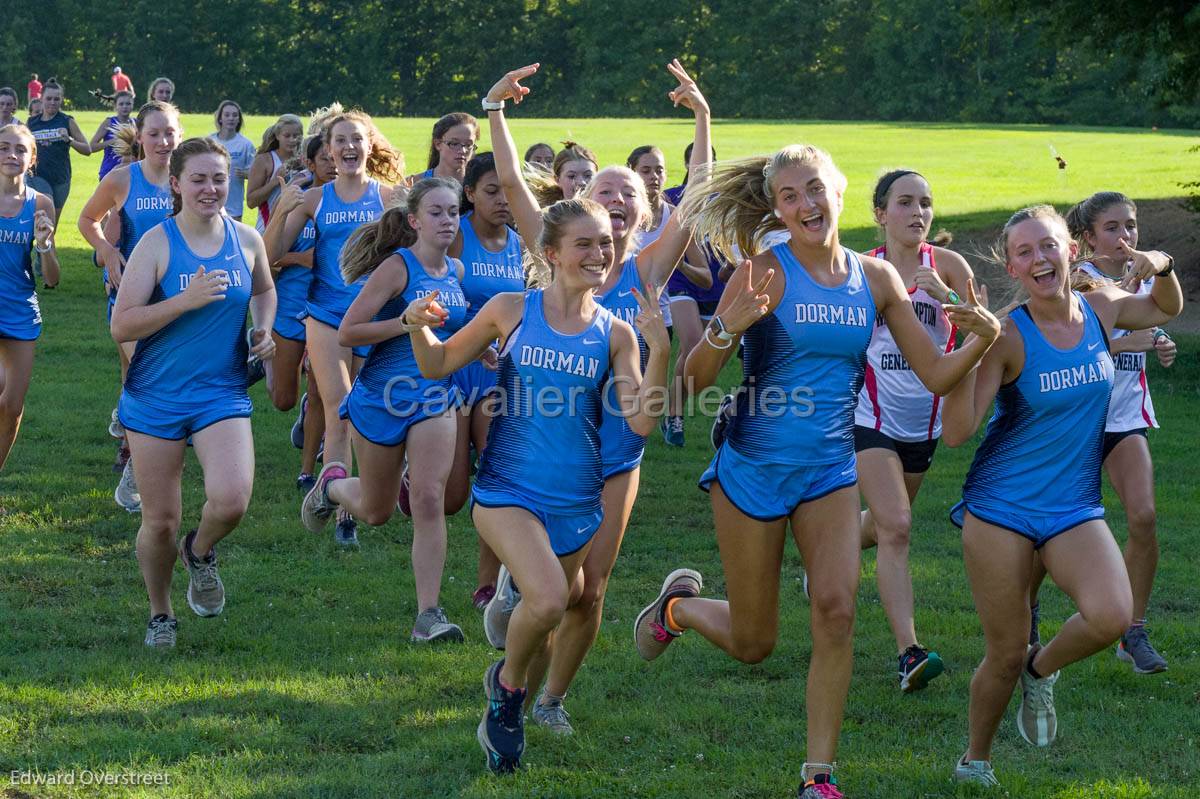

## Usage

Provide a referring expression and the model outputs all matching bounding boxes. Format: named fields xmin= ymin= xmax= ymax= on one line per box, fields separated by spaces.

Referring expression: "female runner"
xmin=246 ymin=114 xmax=303 ymax=233
xmin=88 ymin=90 xmax=135 ymax=179
xmin=414 ymin=113 xmax=478 ymax=182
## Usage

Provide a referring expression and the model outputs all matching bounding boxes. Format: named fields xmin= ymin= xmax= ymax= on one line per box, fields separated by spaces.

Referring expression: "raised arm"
xmin=485 ymin=65 xmax=546 ymax=246
xmin=608 ymin=283 xmax=671 ymax=435
xmin=408 ymin=291 xmax=523 ymax=378
xmin=1088 ymin=243 xmax=1182 ymax=332
xmin=869 ymin=256 xmax=999 ymax=395
xmin=637 ymin=60 xmax=710 ymax=289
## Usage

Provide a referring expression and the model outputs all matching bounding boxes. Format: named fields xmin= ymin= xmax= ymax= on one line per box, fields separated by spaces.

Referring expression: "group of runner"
xmin=0 ymin=58 xmax=1185 ymax=796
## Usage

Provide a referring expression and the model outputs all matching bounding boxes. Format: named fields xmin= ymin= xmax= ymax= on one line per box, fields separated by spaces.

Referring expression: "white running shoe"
xmin=484 ymin=565 xmax=521 ymax=650
xmin=114 ymin=459 xmax=141 ymax=513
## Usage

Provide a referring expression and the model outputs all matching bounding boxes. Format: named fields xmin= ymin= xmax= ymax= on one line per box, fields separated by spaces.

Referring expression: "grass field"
xmin=1 ymin=116 xmax=1198 ymax=798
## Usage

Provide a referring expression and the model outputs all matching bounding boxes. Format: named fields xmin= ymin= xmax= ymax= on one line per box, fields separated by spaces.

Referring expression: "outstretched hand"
xmin=718 ymin=261 xmax=773 ymax=335
xmin=403 ymin=289 xmax=449 ymax=330
xmin=666 ymin=59 xmax=709 ymax=116
xmin=487 ymin=64 xmax=540 ymax=106
xmin=944 ymin=279 xmax=1000 ymax=341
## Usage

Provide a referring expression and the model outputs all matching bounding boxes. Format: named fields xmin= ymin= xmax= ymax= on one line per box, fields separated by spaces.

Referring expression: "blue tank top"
xmin=476 ymin=290 xmax=615 ymax=513
xmin=0 ymin=186 xmax=41 ymax=335
xmin=726 ymin=243 xmax=876 ymax=465
xmin=459 ymin=212 xmax=524 ymax=323
xmin=276 ymin=219 xmax=316 ymax=304
xmin=595 ymin=255 xmax=650 ymax=462
xmin=309 ymin=180 xmax=382 ymax=315
xmin=119 ymin=161 xmax=173 ymax=260
xmin=962 ymin=293 xmax=1114 ymax=515
xmin=354 ymin=248 xmax=468 ymax=398
xmin=98 ymin=115 xmax=125 ymax=178
xmin=124 ymin=217 xmax=253 ymax=400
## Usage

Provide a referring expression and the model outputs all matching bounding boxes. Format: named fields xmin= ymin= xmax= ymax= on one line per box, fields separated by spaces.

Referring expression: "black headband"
xmin=873 ymin=170 xmax=922 ymax=209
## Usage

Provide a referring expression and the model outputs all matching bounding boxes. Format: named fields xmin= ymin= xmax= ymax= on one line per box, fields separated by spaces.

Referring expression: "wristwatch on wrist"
xmin=481 ymin=98 xmax=505 ymax=112
xmin=1156 ymin=254 xmax=1174 ymax=277
xmin=708 ymin=315 xmax=735 ymax=342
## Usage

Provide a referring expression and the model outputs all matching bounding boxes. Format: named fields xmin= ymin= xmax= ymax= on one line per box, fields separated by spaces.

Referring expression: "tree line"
xmin=4 ymin=0 xmax=1197 ymax=128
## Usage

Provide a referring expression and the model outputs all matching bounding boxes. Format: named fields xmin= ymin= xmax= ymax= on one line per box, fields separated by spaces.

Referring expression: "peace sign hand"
xmin=719 ymin=261 xmax=773 ymax=334
xmin=943 ymin=279 xmax=1000 ymax=342
xmin=402 ymin=289 xmax=449 ymax=330
xmin=487 ymin=64 xmax=540 ymax=106
xmin=631 ymin=280 xmax=670 ymax=353
xmin=666 ymin=59 xmax=709 ymax=116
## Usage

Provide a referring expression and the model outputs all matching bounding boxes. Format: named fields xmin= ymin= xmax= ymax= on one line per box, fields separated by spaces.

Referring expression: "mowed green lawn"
xmin=1 ymin=116 xmax=1198 ymax=798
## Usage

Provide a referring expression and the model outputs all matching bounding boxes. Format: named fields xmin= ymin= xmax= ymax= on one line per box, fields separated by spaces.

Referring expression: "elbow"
xmin=109 ymin=318 xmax=132 ymax=344
xmin=941 ymin=429 xmax=968 ymax=448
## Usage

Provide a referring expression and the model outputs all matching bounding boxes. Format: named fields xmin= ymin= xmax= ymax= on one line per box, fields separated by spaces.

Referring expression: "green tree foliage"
xmin=1 ymin=0 xmax=1193 ymax=127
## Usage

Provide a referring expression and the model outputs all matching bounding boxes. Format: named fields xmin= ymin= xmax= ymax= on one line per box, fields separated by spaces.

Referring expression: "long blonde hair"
xmin=340 ymin=177 xmax=460 ymax=284
xmin=524 ymin=198 xmax=610 ymax=289
xmin=322 ymin=110 xmax=404 ymax=184
xmin=677 ymin=144 xmax=846 ymax=263
xmin=257 ymin=113 xmax=303 ymax=155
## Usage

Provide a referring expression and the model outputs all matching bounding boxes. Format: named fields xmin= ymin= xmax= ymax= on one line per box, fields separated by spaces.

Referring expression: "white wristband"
xmin=481 ymin=98 xmax=505 ymax=112
xmin=704 ymin=328 xmax=733 ymax=350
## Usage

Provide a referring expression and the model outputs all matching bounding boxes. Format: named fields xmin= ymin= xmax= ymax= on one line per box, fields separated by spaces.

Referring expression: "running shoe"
xmin=412 ymin=607 xmax=465 ymax=643
xmin=177 ymin=529 xmax=225 ymax=617
xmin=634 ymin=568 xmax=702 ymax=661
xmin=484 ymin=565 xmax=521 ymax=650
xmin=296 ymin=472 xmax=316 ymax=494
xmin=1116 ymin=625 xmax=1168 ymax=674
xmin=802 ymin=569 xmax=810 ymax=601
xmin=112 ymin=439 xmax=130 ymax=473
xmin=661 ymin=415 xmax=685 ymax=447
xmin=144 ymin=614 xmax=177 ymax=648
xmin=108 ymin=407 xmax=124 ymax=439
xmin=301 ymin=461 xmax=347 ymax=533
xmin=290 ymin=393 xmax=307 ymax=449
xmin=1029 ymin=600 xmax=1041 ymax=647
xmin=472 ymin=584 xmax=496 ymax=611
xmin=1016 ymin=646 xmax=1059 ymax=746
xmin=710 ymin=392 xmax=734 ymax=450
xmin=334 ymin=512 xmax=359 ymax=547
xmin=531 ymin=693 xmax=573 ymax=735
xmin=396 ymin=468 xmax=412 ymax=517
xmin=114 ymin=459 xmax=141 ymax=513
xmin=898 ymin=644 xmax=944 ymax=693
xmin=798 ymin=773 xmax=843 ymax=798
xmin=953 ymin=756 xmax=999 ymax=787
xmin=478 ymin=659 xmax=525 ymax=774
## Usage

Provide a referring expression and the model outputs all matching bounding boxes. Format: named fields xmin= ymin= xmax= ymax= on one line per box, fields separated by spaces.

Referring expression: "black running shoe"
xmin=710 ymin=392 xmax=735 ymax=450
xmin=477 ymin=659 xmax=525 ymax=774
xmin=898 ymin=644 xmax=944 ymax=693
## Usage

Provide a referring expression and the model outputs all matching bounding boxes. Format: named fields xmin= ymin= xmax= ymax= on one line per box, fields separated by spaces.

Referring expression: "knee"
xmin=730 ymin=633 xmax=776 ymax=665
xmin=140 ymin=511 xmax=181 ymax=540
xmin=987 ymin=642 xmax=1029 ymax=683
xmin=1126 ymin=503 xmax=1157 ymax=537
xmin=809 ymin=589 xmax=856 ymax=639
xmin=573 ymin=574 xmax=609 ymax=614
xmin=1088 ymin=603 xmax=1133 ymax=643
xmin=523 ymin=590 xmax=568 ymax=631
xmin=360 ymin=506 xmax=394 ymax=527
xmin=443 ymin=483 xmax=468 ymax=516
xmin=874 ymin=508 xmax=913 ymax=548
xmin=409 ymin=478 xmax=447 ymax=519
xmin=271 ymin=390 xmax=298 ymax=413
xmin=0 ymin=394 xmax=24 ymax=423
xmin=207 ymin=489 xmax=250 ymax=525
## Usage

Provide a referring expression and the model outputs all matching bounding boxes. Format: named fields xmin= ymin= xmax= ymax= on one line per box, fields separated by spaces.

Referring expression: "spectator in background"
xmin=112 ymin=67 xmax=134 ymax=98
xmin=27 ymin=74 xmax=42 ymax=104
xmin=209 ymin=100 xmax=256 ymax=221
xmin=0 ymin=88 xmax=19 ymax=126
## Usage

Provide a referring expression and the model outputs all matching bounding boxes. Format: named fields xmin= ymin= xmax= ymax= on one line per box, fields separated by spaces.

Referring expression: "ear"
xmin=407 ymin=211 xmax=419 ymax=230
xmin=835 ymin=189 xmax=845 ymax=214
xmin=169 ymin=175 xmax=180 ymax=195
xmin=1005 ymin=260 xmax=1018 ymax=280
xmin=873 ymin=206 xmax=886 ymax=226
xmin=1068 ymin=238 xmax=1079 ymax=260
xmin=464 ymin=184 xmax=477 ymax=204
xmin=542 ymin=244 xmax=558 ymax=269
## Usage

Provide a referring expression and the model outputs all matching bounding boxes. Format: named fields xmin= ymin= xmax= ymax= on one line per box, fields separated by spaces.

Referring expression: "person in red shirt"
xmin=27 ymin=74 xmax=42 ymax=103
xmin=111 ymin=67 xmax=134 ymax=97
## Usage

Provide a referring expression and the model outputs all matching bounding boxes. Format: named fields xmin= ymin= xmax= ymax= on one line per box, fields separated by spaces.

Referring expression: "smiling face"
xmin=634 ymin=151 xmax=667 ymax=201
xmin=1005 ymin=215 xmax=1076 ymax=300
xmin=586 ymin=168 xmax=647 ymax=245
xmin=876 ymin=173 xmax=932 ymax=248
xmin=409 ymin=185 xmax=461 ymax=249
xmin=434 ymin=123 xmax=476 ymax=172
xmin=139 ymin=109 xmax=182 ymax=169
xmin=329 ymin=120 xmax=368 ymax=177
xmin=0 ymin=129 xmax=35 ymax=177
xmin=172 ymin=151 xmax=229 ymax=218
xmin=557 ymin=159 xmax=595 ymax=199
xmin=545 ymin=211 xmax=614 ymax=291
xmin=1085 ymin=202 xmax=1138 ymax=262
xmin=466 ymin=169 xmax=511 ymax=229
xmin=771 ymin=163 xmax=843 ymax=248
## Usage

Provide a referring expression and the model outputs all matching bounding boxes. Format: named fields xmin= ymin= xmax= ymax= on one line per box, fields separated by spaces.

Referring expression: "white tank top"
xmin=254 ymin=151 xmax=284 ymax=234
xmin=855 ymin=243 xmax=955 ymax=441
xmin=1077 ymin=260 xmax=1157 ymax=431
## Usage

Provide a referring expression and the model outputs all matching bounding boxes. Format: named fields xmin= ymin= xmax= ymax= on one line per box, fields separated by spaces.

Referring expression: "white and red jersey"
xmin=1077 ymin=260 xmax=1158 ymax=432
xmin=855 ymin=243 xmax=955 ymax=441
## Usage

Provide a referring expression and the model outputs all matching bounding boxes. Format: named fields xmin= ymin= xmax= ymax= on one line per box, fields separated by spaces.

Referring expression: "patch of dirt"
xmin=949 ymin=198 xmax=1200 ymax=333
